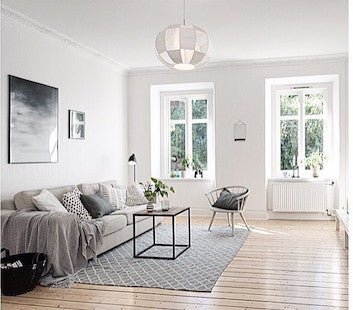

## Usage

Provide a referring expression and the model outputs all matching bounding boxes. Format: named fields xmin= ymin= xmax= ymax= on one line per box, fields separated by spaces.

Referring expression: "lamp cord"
xmin=183 ymin=0 xmax=186 ymax=25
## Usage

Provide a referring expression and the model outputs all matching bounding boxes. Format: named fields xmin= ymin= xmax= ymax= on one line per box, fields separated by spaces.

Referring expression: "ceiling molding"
xmin=1 ymin=5 xmax=128 ymax=73
xmin=128 ymin=53 xmax=348 ymax=77
xmin=2 ymin=4 xmax=347 ymax=77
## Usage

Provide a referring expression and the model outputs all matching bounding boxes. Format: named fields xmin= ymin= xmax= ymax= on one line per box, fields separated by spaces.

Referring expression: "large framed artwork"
xmin=69 ymin=110 xmax=85 ymax=139
xmin=9 ymin=76 xmax=58 ymax=164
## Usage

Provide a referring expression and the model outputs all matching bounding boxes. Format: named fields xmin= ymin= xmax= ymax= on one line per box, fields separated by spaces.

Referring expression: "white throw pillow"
xmin=126 ymin=184 xmax=148 ymax=206
xmin=62 ymin=186 xmax=92 ymax=220
xmin=32 ymin=189 xmax=67 ymax=212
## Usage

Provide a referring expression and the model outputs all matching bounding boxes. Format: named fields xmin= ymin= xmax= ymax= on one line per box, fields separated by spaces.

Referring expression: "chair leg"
xmin=240 ymin=212 xmax=250 ymax=231
xmin=208 ymin=211 xmax=216 ymax=231
xmin=231 ymin=213 xmax=234 ymax=236
xmin=227 ymin=213 xmax=231 ymax=227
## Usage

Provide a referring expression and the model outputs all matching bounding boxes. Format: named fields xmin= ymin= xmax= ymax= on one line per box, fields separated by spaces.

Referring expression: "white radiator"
xmin=272 ymin=181 xmax=333 ymax=212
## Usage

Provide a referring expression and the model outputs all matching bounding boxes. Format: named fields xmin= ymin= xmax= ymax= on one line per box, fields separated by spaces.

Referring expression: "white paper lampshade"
xmin=155 ymin=24 xmax=211 ymax=70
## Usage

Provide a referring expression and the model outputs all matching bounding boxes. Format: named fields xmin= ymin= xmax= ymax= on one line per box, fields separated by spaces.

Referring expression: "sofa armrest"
xmin=1 ymin=200 xmax=16 ymax=210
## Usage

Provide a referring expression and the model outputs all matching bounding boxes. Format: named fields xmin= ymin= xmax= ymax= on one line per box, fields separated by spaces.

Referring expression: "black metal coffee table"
xmin=133 ymin=207 xmax=191 ymax=260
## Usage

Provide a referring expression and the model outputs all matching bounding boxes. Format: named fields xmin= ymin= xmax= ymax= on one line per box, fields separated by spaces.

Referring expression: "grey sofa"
xmin=1 ymin=180 xmax=162 ymax=255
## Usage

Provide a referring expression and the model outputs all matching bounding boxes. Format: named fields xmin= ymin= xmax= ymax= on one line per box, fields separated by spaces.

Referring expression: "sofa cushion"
xmin=111 ymin=205 xmax=148 ymax=225
xmin=32 ymin=189 xmax=67 ymax=212
xmin=14 ymin=185 xmax=73 ymax=210
xmin=102 ymin=214 xmax=128 ymax=236
xmin=80 ymin=192 xmax=115 ymax=219
xmin=79 ymin=180 xmax=120 ymax=195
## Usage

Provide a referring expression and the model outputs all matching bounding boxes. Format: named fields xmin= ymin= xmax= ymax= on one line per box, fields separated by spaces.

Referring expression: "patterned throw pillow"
xmin=99 ymin=183 xmax=127 ymax=210
xmin=115 ymin=186 xmax=127 ymax=210
xmin=62 ymin=186 xmax=92 ymax=220
xmin=99 ymin=183 xmax=118 ymax=208
xmin=126 ymin=184 xmax=148 ymax=206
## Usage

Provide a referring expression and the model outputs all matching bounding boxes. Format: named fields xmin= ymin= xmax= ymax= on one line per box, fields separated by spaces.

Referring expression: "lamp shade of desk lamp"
xmin=128 ymin=154 xmax=137 ymax=183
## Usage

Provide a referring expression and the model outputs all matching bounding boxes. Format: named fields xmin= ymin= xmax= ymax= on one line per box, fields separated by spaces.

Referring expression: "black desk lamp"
xmin=128 ymin=154 xmax=137 ymax=183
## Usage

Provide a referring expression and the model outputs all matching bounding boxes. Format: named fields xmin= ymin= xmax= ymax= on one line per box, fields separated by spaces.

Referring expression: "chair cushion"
xmin=32 ymin=189 xmax=67 ymax=212
xmin=111 ymin=205 xmax=148 ymax=225
xmin=80 ymin=192 xmax=116 ymax=219
xmin=213 ymin=189 xmax=243 ymax=210
xmin=101 ymin=214 xmax=128 ymax=236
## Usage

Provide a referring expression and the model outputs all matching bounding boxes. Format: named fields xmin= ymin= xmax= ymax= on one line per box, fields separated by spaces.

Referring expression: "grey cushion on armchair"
xmin=213 ymin=188 xmax=243 ymax=210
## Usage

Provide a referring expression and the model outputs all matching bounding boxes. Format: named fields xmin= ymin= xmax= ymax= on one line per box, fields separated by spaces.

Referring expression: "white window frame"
xmin=160 ymin=89 xmax=215 ymax=179
xmin=271 ymin=83 xmax=333 ymax=178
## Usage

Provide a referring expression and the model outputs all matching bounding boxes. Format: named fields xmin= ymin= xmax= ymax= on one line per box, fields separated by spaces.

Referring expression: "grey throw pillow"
xmin=213 ymin=189 xmax=243 ymax=210
xmin=80 ymin=192 xmax=116 ymax=219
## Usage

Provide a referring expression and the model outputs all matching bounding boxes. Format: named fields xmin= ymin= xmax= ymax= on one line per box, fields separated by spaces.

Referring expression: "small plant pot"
xmin=312 ymin=165 xmax=319 ymax=178
xmin=146 ymin=201 xmax=155 ymax=212
xmin=181 ymin=171 xmax=186 ymax=178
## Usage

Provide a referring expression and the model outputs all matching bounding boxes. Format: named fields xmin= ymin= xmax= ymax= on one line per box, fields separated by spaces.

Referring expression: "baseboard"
xmin=267 ymin=211 xmax=334 ymax=220
xmin=184 ymin=207 xmax=269 ymax=220
xmin=181 ymin=207 xmax=334 ymax=221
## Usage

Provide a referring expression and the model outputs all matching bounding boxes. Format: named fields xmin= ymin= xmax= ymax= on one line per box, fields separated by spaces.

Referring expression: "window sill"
xmin=160 ymin=178 xmax=215 ymax=182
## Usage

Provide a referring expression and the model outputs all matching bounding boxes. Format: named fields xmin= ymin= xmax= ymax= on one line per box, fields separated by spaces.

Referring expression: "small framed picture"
xmin=69 ymin=110 xmax=85 ymax=139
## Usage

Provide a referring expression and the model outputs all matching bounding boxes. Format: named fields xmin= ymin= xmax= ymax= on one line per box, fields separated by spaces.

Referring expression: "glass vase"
xmin=161 ymin=198 xmax=170 ymax=211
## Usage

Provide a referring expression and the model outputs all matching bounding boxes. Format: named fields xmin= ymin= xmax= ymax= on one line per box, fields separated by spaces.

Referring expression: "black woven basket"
xmin=1 ymin=248 xmax=47 ymax=296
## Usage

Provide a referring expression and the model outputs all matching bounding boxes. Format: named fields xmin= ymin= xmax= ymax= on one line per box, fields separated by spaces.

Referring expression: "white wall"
xmin=1 ymin=19 xmax=128 ymax=199
xmin=127 ymin=57 xmax=347 ymax=219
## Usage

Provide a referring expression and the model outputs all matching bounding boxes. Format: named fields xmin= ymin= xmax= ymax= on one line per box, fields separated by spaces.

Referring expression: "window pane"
xmin=192 ymin=99 xmax=207 ymax=119
xmin=305 ymin=93 xmax=324 ymax=115
xmin=170 ymin=123 xmax=185 ymax=171
xmin=192 ymin=123 xmax=207 ymax=170
xmin=305 ymin=119 xmax=324 ymax=168
xmin=280 ymin=120 xmax=298 ymax=170
xmin=280 ymin=94 xmax=299 ymax=116
xmin=170 ymin=100 xmax=185 ymax=120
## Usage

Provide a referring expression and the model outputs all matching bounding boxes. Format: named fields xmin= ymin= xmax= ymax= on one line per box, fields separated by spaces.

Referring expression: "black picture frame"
xmin=8 ymin=75 xmax=59 ymax=164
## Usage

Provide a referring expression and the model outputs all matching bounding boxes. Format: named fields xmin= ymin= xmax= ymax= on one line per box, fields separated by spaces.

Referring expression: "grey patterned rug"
xmin=75 ymin=225 xmax=249 ymax=292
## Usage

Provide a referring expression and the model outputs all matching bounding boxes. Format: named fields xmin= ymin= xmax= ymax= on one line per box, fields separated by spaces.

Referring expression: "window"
xmin=272 ymin=83 xmax=332 ymax=176
xmin=161 ymin=90 xmax=214 ymax=178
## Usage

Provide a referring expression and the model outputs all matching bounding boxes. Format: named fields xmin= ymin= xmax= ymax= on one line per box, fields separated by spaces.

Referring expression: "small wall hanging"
xmin=69 ymin=110 xmax=85 ymax=139
xmin=234 ymin=120 xmax=246 ymax=142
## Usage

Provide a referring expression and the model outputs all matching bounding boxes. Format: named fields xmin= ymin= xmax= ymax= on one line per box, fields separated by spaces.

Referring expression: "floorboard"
xmin=1 ymin=218 xmax=348 ymax=309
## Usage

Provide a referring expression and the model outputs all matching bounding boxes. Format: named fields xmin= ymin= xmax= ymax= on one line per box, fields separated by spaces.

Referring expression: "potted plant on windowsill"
xmin=139 ymin=178 xmax=175 ymax=211
xmin=181 ymin=155 xmax=192 ymax=178
xmin=303 ymin=152 xmax=328 ymax=178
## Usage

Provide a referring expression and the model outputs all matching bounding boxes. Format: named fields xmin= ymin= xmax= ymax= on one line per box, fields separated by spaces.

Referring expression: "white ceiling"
xmin=3 ymin=0 xmax=348 ymax=70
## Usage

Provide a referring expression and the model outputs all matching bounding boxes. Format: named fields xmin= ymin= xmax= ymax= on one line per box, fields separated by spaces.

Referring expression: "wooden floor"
xmin=1 ymin=218 xmax=348 ymax=310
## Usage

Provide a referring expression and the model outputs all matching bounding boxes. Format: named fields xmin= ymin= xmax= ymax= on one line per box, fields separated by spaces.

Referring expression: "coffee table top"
xmin=134 ymin=206 xmax=189 ymax=217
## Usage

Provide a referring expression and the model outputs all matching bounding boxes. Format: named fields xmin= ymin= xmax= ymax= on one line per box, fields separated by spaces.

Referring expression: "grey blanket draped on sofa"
xmin=1 ymin=210 xmax=105 ymax=285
